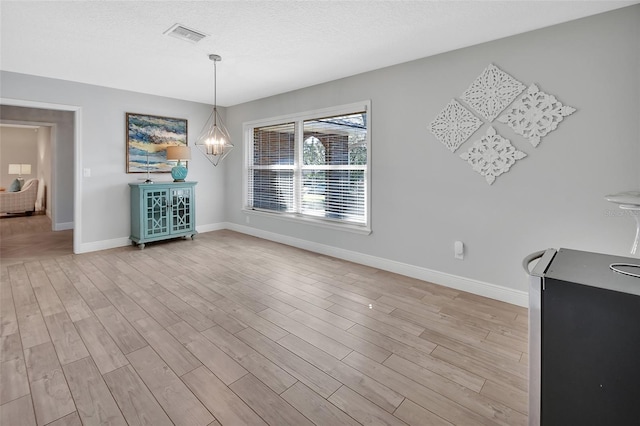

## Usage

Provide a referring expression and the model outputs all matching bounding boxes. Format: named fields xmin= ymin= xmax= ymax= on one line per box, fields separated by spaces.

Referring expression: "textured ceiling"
xmin=1 ymin=1 xmax=637 ymax=106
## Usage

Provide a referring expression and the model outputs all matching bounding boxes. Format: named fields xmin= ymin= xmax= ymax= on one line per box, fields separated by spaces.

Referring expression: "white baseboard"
xmin=54 ymin=221 xmax=74 ymax=231
xmin=74 ymin=222 xmax=227 ymax=254
xmin=225 ymin=223 xmax=528 ymax=307
xmin=76 ymin=237 xmax=131 ymax=254
xmin=196 ymin=222 xmax=227 ymax=234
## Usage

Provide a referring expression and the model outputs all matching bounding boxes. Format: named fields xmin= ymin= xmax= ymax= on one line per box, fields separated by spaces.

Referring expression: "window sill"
xmin=242 ymin=208 xmax=372 ymax=235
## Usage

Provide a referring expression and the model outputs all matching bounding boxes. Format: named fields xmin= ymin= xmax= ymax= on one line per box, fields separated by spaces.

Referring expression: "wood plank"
xmin=74 ymin=315 xmax=128 ymax=374
xmin=342 ymin=350 xmax=494 ymax=426
xmin=278 ymin=333 xmax=404 ymax=413
xmin=43 ymin=312 xmax=89 ymax=365
xmin=236 ymin=327 xmax=341 ymax=398
xmin=440 ymin=298 xmax=518 ymax=327
xmin=0 ymin=357 xmax=30 ymax=404
xmin=431 ymin=345 xmax=527 ymax=393
xmin=0 ymin=332 xmax=23 ymax=362
xmin=229 ymin=373 xmax=314 ymax=426
xmin=46 ymin=412 xmax=82 ymax=426
xmin=259 ymin=308 xmax=352 ymax=360
xmin=155 ymin=291 xmax=216 ymax=331
xmin=0 ymin=394 xmax=37 ymax=426
xmin=103 ymin=364 xmax=173 ymax=426
xmin=9 ymin=264 xmax=50 ymax=350
xmin=263 ymin=278 xmax=334 ymax=308
xmin=132 ymin=317 xmax=201 ymax=376
xmin=128 ymin=289 xmax=182 ymax=328
xmin=62 ymin=357 xmax=127 ymax=426
xmin=101 ymin=288 xmax=149 ymax=323
xmin=190 ymin=277 xmax=270 ymax=314
xmin=325 ymin=297 xmax=426 ymax=337
xmin=16 ymin=306 xmax=50 ymax=350
xmin=485 ymin=330 xmax=528 ymax=353
xmin=273 ymin=291 xmax=356 ymax=329
xmin=436 ymin=302 xmax=527 ymax=337
xmin=0 ymin=271 xmax=19 ymax=336
xmin=212 ymin=297 xmax=289 ymax=341
xmin=8 ymin=263 xmax=38 ymax=309
xmin=201 ymin=325 xmax=297 ymax=394
xmin=480 ymin=379 xmax=528 ymax=415
xmin=383 ymin=353 xmax=526 ymax=426
xmin=165 ymin=321 xmax=247 ymax=384
xmin=454 ymin=292 xmax=527 ymax=317
xmin=176 ymin=289 xmax=248 ymax=334
xmin=229 ymin=281 xmax=298 ymax=315
xmin=328 ymin=304 xmax=437 ymax=354
xmin=327 ymin=385 xmax=409 ymax=426
xmin=420 ymin=328 xmax=527 ymax=380
xmin=281 ymin=381 xmax=362 ymax=426
xmin=24 ymin=342 xmax=76 ymax=426
xmin=388 ymin=305 xmax=490 ymax=340
xmin=56 ymin=259 xmax=112 ymax=311
xmin=127 ymin=345 xmax=214 ymax=426
xmin=288 ymin=309 xmax=392 ymax=363
xmin=326 ymin=293 xmax=396 ymax=315
xmin=182 ymin=366 xmax=268 ymax=426
xmin=93 ymin=305 xmax=147 ymax=354
xmin=393 ymin=398 xmax=453 ymax=426
xmin=348 ymin=324 xmax=486 ymax=393
xmin=24 ymin=261 xmax=65 ymax=317
xmin=40 ymin=260 xmax=93 ymax=322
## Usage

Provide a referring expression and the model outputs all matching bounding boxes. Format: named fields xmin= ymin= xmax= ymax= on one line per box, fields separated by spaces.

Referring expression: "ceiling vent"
xmin=164 ymin=24 xmax=208 ymax=43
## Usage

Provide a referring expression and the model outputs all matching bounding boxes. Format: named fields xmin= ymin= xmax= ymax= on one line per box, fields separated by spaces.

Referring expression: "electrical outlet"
xmin=454 ymin=241 xmax=464 ymax=260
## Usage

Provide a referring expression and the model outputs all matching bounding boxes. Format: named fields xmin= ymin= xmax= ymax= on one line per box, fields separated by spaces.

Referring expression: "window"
xmin=244 ymin=101 xmax=370 ymax=232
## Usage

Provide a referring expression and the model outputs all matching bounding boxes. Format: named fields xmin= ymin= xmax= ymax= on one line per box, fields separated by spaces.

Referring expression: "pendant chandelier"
xmin=195 ymin=54 xmax=233 ymax=166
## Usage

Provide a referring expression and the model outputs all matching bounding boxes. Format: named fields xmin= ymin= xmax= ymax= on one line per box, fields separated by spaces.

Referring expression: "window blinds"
xmin=247 ymin=107 xmax=368 ymax=227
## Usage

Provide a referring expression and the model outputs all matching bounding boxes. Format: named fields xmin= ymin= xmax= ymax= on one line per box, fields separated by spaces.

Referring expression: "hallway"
xmin=0 ymin=214 xmax=73 ymax=266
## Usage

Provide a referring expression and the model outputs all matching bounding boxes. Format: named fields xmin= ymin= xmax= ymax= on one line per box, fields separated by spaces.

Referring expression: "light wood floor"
xmin=0 ymin=215 xmax=73 ymax=266
xmin=0 ymin=222 xmax=529 ymax=426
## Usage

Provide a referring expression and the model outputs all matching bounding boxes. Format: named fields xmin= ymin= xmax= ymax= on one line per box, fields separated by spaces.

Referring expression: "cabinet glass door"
xmin=143 ymin=189 xmax=169 ymax=237
xmin=171 ymin=187 xmax=192 ymax=233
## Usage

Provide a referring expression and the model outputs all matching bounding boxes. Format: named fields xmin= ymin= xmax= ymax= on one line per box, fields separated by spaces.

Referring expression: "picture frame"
xmin=126 ymin=112 xmax=188 ymax=173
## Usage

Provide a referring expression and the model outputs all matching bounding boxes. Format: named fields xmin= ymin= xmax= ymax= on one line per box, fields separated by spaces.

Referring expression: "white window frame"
xmin=243 ymin=100 xmax=371 ymax=234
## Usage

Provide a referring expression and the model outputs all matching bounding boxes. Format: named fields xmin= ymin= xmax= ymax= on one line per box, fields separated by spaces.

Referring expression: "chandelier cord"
xmin=213 ymin=59 xmax=218 ymax=126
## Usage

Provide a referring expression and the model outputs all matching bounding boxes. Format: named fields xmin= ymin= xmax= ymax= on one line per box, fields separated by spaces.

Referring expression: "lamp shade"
xmin=166 ymin=146 xmax=190 ymax=182
xmin=166 ymin=145 xmax=191 ymax=161
xmin=8 ymin=164 xmax=31 ymax=175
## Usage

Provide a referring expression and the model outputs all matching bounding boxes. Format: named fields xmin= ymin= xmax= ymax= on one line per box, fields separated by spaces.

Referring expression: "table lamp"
xmin=166 ymin=146 xmax=191 ymax=182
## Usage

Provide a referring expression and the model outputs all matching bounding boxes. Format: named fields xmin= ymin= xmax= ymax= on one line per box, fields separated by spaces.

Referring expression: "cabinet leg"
xmin=191 ymin=234 xmax=196 ymax=240
xmin=138 ymin=243 xmax=145 ymax=250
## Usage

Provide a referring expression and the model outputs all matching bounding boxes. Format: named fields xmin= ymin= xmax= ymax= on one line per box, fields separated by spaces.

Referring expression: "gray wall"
xmin=0 ymin=76 xmax=224 ymax=247
xmin=0 ymin=126 xmax=39 ymax=188
xmin=224 ymin=5 xmax=640 ymax=294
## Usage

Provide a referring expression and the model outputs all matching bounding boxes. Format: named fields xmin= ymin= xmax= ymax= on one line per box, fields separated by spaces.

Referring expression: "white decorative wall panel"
xmin=460 ymin=64 xmax=526 ymax=122
xmin=429 ymin=99 xmax=482 ymax=152
xmin=498 ymin=84 xmax=576 ymax=147
xmin=460 ymin=126 xmax=527 ymax=185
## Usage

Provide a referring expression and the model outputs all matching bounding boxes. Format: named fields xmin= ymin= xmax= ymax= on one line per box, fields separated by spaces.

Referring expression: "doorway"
xmin=0 ymin=98 xmax=81 ymax=255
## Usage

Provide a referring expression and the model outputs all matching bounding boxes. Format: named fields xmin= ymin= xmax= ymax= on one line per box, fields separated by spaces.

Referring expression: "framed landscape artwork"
xmin=126 ymin=113 xmax=188 ymax=173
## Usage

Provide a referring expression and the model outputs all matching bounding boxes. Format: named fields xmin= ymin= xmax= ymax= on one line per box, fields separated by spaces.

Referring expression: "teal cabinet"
xmin=129 ymin=182 xmax=197 ymax=249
